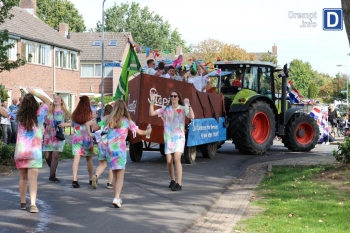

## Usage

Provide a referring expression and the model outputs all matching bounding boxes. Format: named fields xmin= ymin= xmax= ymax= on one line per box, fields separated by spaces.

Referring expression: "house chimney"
xmin=272 ymin=44 xmax=277 ymax=56
xmin=19 ymin=0 xmax=36 ymax=16
xmin=59 ymin=23 xmax=69 ymax=38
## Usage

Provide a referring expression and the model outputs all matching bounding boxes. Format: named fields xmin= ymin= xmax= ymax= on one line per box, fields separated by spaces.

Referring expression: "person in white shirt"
xmin=187 ymin=66 xmax=209 ymax=92
xmin=0 ymin=101 xmax=12 ymax=144
xmin=144 ymin=59 xmax=156 ymax=75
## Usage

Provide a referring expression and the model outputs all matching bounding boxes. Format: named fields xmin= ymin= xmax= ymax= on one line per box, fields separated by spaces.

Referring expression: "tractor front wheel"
xmin=283 ymin=112 xmax=319 ymax=151
xmin=230 ymin=100 xmax=275 ymax=155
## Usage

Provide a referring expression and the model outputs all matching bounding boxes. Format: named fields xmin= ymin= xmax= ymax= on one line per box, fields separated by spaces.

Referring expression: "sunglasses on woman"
xmin=170 ymin=95 xmax=178 ymax=98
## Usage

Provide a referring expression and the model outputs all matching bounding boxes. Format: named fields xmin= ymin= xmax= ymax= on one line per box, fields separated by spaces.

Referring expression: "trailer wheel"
xmin=183 ymin=146 xmax=196 ymax=164
xmin=201 ymin=143 xmax=217 ymax=158
xmin=129 ymin=141 xmax=143 ymax=162
xmin=159 ymin=143 xmax=166 ymax=156
xmin=283 ymin=112 xmax=319 ymax=152
xmin=231 ymin=100 xmax=275 ymax=155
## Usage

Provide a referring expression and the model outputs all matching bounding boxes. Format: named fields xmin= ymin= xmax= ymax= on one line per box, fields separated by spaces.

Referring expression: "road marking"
xmin=1 ymin=189 xmax=54 ymax=232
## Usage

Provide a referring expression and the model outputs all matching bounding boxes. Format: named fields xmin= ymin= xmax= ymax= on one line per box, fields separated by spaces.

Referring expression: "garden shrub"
xmin=333 ymin=137 xmax=350 ymax=164
xmin=0 ymin=142 xmax=15 ymax=165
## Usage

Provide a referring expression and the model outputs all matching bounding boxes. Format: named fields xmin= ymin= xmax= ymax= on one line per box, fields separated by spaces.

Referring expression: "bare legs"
xmin=112 ymin=169 xmax=124 ymax=198
xmin=19 ymin=168 xmax=39 ymax=206
xmin=72 ymin=155 xmax=93 ymax=182
xmin=166 ymin=152 xmax=182 ymax=185
xmin=95 ymin=160 xmax=113 ymax=183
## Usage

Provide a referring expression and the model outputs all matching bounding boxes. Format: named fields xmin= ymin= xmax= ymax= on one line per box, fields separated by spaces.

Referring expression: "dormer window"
xmin=92 ymin=40 xmax=102 ymax=46
xmin=108 ymin=40 xmax=117 ymax=46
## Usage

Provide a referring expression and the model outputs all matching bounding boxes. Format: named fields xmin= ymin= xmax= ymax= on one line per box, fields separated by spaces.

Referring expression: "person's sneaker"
xmin=168 ymin=180 xmax=176 ymax=189
xmin=49 ymin=176 xmax=60 ymax=183
xmin=72 ymin=181 xmax=80 ymax=188
xmin=171 ymin=183 xmax=182 ymax=191
xmin=112 ymin=198 xmax=122 ymax=208
xmin=106 ymin=183 xmax=113 ymax=189
xmin=92 ymin=175 xmax=98 ymax=189
xmin=20 ymin=202 xmax=27 ymax=210
xmin=30 ymin=205 xmax=39 ymax=213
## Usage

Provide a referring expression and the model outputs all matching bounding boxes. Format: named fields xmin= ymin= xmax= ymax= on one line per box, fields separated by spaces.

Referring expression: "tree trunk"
xmin=342 ymin=0 xmax=350 ymax=46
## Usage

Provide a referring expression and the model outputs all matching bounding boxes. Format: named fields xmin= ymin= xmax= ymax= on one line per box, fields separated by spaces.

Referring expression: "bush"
xmin=93 ymin=95 xmax=114 ymax=105
xmin=0 ymin=142 xmax=15 ymax=165
xmin=332 ymin=137 xmax=350 ymax=164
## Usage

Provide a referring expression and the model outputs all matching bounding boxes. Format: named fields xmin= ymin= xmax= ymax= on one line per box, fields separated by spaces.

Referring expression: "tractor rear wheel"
xmin=283 ymin=112 xmax=319 ymax=151
xmin=129 ymin=141 xmax=143 ymax=162
xmin=230 ymin=100 xmax=275 ymax=155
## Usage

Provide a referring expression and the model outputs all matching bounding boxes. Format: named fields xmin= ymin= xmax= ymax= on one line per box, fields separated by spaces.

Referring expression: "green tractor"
xmin=210 ymin=61 xmax=319 ymax=155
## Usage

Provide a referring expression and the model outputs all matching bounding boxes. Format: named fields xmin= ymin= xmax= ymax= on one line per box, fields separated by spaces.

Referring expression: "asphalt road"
xmin=0 ymin=140 xmax=337 ymax=233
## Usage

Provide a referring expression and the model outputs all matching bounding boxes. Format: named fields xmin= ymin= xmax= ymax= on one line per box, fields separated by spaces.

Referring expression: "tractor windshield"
xmin=212 ymin=64 xmax=274 ymax=100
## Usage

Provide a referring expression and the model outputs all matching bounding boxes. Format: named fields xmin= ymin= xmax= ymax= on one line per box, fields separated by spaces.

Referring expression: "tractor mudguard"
xmin=285 ymin=107 xmax=304 ymax=123
xmin=229 ymin=94 xmax=277 ymax=115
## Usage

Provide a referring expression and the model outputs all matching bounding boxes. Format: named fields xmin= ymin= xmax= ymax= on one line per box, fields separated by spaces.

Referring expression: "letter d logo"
xmin=323 ymin=8 xmax=343 ymax=31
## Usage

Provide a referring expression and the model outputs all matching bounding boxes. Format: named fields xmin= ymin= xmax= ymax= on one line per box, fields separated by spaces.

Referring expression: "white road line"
xmin=1 ymin=189 xmax=54 ymax=232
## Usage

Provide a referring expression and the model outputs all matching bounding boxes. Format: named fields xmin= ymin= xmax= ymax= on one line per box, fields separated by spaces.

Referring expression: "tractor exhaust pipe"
xmin=281 ymin=64 xmax=288 ymax=116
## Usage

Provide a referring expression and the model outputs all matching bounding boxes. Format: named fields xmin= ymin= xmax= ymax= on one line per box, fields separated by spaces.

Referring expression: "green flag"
xmin=114 ymin=45 xmax=141 ymax=101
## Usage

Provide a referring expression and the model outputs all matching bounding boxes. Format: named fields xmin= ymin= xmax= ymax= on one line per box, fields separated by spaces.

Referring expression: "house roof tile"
xmin=69 ymin=32 xmax=131 ymax=62
xmin=0 ymin=7 xmax=80 ymax=51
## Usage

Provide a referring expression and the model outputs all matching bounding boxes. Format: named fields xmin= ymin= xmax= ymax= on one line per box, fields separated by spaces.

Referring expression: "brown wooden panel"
xmin=126 ymin=73 xmax=224 ymax=144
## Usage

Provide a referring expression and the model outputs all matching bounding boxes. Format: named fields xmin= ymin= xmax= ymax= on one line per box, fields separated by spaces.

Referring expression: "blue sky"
xmin=70 ymin=0 xmax=349 ymax=76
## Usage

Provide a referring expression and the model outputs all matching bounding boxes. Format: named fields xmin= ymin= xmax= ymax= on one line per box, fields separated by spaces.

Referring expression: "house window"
xmin=108 ymin=40 xmax=117 ymax=46
xmin=92 ymin=40 xmax=102 ymax=46
xmin=81 ymin=63 xmax=113 ymax=77
xmin=6 ymin=39 xmax=18 ymax=60
xmin=21 ymin=40 xmax=51 ymax=66
xmin=81 ymin=64 xmax=94 ymax=77
xmin=55 ymin=48 xmax=78 ymax=70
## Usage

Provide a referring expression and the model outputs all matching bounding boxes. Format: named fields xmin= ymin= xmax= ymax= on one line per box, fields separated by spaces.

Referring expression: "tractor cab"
xmin=213 ymin=61 xmax=276 ymax=101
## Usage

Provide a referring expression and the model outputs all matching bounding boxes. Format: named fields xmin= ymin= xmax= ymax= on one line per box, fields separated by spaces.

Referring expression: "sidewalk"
xmin=185 ymin=155 xmax=337 ymax=233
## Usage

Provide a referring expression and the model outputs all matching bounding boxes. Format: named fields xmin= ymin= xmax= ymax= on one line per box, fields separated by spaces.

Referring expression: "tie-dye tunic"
xmin=72 ymin=122 xmax=93 ymax=156
xmin=156 ymin=105 xmax=187 ymax=154
xmin=42 ymin=110 xmax=66 ymax=152
xmin=14 ymin=104 xmax=48 ymax=169
xmin=100 ymin=117 xmax=138 ymax=170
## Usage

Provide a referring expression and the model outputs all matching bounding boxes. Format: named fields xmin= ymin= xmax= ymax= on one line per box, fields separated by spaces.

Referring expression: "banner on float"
xmin=187 ymin=117 xmax=226 ymax=147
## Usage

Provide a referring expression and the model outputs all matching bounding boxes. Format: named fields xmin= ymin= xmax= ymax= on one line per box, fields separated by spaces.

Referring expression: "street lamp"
xmin=101 ymin=0 xmax=106 ymax=113
xmin=337 ymin=64 xmax=348 ymax=107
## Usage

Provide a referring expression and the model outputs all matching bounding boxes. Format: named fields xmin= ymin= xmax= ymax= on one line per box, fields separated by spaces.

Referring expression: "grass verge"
xmin=235 ymin=165 xmax=350 ymax=233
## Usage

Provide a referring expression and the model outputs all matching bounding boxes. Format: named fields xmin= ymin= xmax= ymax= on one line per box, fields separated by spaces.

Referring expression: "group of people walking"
xmin=0 ymin=87 xmax=193 ymax=213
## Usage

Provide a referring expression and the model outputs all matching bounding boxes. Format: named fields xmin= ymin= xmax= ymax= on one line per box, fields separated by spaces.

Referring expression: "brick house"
xmin=69 ymin=32 xmax=131 ymax=97
xmin=0 ymin=1 xmax=81 ymax=111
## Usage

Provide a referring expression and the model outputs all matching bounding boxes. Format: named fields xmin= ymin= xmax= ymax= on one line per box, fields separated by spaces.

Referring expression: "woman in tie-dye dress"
xmin=88 ymin=100 xmax=151 ymax=208
xmin=149 ymin=90 xmax=194 ymax=191
xmin=42 ymin=95 xmax=71 ymax=182
xmin=66 ymin=96 xmax=94 ymax=188
xmin=0 ymin=88 xmax=51 ymax=213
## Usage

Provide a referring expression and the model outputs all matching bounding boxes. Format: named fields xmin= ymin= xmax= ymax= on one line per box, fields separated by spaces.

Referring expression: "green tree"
xmin=288 ymin=59 xmax=314 ymax=96
xmin=308 ymin=82 xmax=318 ymax=99
xmin=36 ymin=0 xmax=86 ymax=32
xmin=1 ymin=0 xmax=26 ymax=73
xmin=188 ymin=38 xmax=256 ymax=65
xmin=0 ymin=84 xmax=9 ymax=101
xmin=260 ymin=52 xmax=278 ymax=65
xmin=95 ymin=2 xmax=186 ymax=52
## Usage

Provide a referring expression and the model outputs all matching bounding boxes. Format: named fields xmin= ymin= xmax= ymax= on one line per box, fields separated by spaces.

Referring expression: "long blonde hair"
xmin=48 ymin=95 xmax=71 ymax=120
xmin=108 ymin=100 xmax=131 ymax=129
